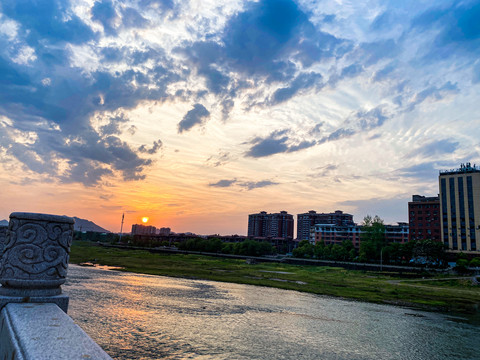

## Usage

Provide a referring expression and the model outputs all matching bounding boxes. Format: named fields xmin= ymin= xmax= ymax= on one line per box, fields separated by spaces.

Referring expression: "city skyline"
xmin=1 ymin=0 xmax=479 ymax=234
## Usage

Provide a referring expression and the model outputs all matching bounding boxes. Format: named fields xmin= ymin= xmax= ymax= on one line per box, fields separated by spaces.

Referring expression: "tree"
xmin=293 ymin=240 xmax=315 ymax=258
xmin=412 ymin=239 xmax=446 ymax=267
xmin=359 ymin=215 xmax=385 ymax=262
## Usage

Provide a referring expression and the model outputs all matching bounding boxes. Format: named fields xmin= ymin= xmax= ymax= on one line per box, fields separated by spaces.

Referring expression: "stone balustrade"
xmin=0 ymin=212 xmax=112 ymax=360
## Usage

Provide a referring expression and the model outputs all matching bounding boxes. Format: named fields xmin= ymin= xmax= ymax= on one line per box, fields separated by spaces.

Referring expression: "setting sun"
xmin=142 ymin=217 xmax=149 ymax=223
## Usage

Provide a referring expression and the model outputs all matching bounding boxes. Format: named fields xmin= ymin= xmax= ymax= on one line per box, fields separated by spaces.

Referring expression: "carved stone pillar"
xmin=0 ymin=226 xmax=7 ymax=264
xmin=0 ymin=212 xmax=75 ymax=313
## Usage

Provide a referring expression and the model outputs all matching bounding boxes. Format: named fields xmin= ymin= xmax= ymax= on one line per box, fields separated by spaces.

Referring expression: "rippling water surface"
xmin=65 ymin=265 xmax=479 ymax=360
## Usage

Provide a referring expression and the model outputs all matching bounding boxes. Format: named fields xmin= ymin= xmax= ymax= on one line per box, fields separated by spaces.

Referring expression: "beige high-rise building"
xmin=439 ymin=163 xmax=480 ymax=252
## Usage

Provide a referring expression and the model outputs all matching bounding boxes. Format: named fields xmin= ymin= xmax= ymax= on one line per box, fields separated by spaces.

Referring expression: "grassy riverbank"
xmin=70 ymin=241 xmax=480 ymax=315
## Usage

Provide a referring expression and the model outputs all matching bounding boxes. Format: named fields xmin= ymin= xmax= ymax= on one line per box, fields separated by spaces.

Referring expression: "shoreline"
xmin=69 ymin=241 xmax=480 ymax=318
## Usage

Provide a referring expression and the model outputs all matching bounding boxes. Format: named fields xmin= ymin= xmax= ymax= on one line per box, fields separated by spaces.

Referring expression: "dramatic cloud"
xmin=178 ymin=104 xmax=210 ymax=133
xmin=0 ymin=0 xmax=479 ymax=234
xmin=246 ymin=131 xmax=289 ymax=158
xmin=246 ymin=129 xmax=317 ymax=158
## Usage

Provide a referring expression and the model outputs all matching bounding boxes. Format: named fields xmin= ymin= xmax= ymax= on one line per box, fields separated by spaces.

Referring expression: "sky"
xmin=1 ymin=0 xmax=479 ymax=235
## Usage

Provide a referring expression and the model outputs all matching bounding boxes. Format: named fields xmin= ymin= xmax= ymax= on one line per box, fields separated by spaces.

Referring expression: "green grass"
xmin=70 ymin=241 xmax=480 ymax=315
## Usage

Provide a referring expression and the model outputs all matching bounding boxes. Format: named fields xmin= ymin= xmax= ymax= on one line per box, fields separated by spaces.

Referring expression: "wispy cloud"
xmin=208 ymin=178 xmax=279 ymax=190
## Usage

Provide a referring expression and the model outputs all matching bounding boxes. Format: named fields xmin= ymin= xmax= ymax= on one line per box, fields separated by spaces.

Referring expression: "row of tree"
xmin=177 ymin=238 xmax=275 ymax=257
xmin=293 ymin=215 xmax=447 ymax=267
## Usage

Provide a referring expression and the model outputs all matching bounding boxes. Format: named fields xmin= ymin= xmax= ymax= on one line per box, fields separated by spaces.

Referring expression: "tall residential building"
xmin=408 ymin=195 xmax=441 ymax=242
xmin=439 ymin=163 xmax=480 ymax=252
xmin=131 ymin=224 xmax=157 ymax=236
xmin=297 ymin=210 xmax=354 ymax=240
xmin=248 ymin=211 xmax=294 ymax=240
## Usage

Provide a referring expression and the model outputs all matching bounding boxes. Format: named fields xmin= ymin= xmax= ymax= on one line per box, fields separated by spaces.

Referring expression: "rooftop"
xmin=439 ymin=162 xmax=480 ymax=175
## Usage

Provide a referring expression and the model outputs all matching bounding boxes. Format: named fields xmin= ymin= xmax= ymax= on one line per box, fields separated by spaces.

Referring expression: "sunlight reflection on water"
xmin=65 ymin=265 xmax=479 ymax=360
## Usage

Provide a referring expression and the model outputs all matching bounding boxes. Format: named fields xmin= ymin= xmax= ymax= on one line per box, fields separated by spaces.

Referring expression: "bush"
xmin=469 ymin=257 xmax=480 ymax=268
xmin=455 ymin=259 xmax=469 ymax=273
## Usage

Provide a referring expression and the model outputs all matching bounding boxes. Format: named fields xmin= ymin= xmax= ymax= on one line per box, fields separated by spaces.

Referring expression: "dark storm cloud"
xmin=178 ymin=104 xmax=210 ymax=133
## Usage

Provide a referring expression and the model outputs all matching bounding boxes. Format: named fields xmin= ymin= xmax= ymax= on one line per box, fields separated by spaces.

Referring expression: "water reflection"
xmin=65 ymin=265 xmax=479 ymax=360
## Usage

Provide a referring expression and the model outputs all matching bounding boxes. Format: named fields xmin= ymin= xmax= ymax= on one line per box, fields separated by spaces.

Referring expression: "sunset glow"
xmin=0 ymin=0 xmax=479 ymax=235
xmin=142 ymin=217 xmax=149 ymax=224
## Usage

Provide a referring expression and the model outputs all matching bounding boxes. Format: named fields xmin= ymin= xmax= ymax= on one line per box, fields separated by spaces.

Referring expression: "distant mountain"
xmin=73 ymin=217 xmax=110 ymax=233
xmin=0 ymin=217 xmax=109 ymax=233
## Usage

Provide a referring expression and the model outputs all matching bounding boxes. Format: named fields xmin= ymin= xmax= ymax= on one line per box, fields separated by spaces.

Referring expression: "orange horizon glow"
xmin=142 ymin=217 xmax=149 ymax=223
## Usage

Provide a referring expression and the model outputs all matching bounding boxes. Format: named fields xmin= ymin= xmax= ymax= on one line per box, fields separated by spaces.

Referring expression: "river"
xmin=64 ymin=265 xmax=479 ymax=360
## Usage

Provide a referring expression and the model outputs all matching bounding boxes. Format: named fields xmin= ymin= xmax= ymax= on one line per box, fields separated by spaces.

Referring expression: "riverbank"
xmin=69 ymin=241 xmax=480 ymax=315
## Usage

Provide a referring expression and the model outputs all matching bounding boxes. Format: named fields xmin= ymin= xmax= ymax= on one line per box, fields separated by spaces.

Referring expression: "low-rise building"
xmin=311 ymin=222 xmax=409 ymax=248
xmin=311 ymin=224 xmax=362 ymax=248
xmin=385 ymin=222 xmax=409 ymax=243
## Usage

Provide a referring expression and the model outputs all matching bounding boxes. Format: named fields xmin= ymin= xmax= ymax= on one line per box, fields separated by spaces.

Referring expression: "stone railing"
xmin=0 ymin=212 xmax=112 ymax=360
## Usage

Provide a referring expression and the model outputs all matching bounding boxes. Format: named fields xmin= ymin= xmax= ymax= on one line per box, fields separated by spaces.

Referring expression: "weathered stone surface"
xmin=0 ymin=303 xmax=112 ymax=360
xmin=0 ymin=294 xmax=69 ymax=313
xmin=0 ymin=225 xmax=7 ymax=266
xmin=0 ymin=213 xmax=74 ymax=295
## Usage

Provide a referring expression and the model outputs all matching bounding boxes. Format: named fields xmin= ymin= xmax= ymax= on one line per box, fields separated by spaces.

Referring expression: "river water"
xmin=64 ymin=265 xmax=479 ymax=360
